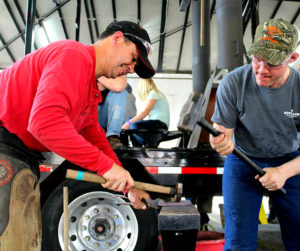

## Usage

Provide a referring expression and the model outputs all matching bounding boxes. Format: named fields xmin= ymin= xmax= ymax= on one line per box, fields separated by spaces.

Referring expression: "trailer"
xmin=38 ymin=0 xmax=245 ymax=249
xmin=40 ymin=148 xmax=225 ymax=250
xmin=39 ymin=68 xmax=226 ymax=251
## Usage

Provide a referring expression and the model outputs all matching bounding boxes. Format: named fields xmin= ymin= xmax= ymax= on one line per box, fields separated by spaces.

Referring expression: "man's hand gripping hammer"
xmin=66 ymin=169 xmax=183 ymax=201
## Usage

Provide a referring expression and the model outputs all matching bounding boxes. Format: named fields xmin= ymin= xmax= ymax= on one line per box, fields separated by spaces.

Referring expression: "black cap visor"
xmin=134 ymin=44 xmax=155 ymax=79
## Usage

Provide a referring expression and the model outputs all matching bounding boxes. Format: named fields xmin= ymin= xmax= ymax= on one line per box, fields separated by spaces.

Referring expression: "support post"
xmin=24 ymin=0 xmax=36 ymax=55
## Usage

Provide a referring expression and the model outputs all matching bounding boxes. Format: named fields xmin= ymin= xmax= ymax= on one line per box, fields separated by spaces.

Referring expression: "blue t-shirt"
xmin=147 ymin=90 xmax=170 ymax=127
xmin=212 ymin=64 xmax=300 ymax=158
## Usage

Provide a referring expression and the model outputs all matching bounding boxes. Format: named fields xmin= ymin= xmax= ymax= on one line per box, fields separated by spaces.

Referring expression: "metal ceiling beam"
xmin=250 ymin=0 xmax=259 ymax=40
xmin=210 ymin=0 xmax=216 ymax=20
xmin=179 ymin=0 xmax=191 ymax=11
xmin=270 ymin=0 xmax=282 ymax=19
xmin=25 ymin=0 xmax=36 ymax=54
xmin=90 ymin=0 xmax=99 ymax=38
xmin=137 ymin=0 xmax=141 ymax=25
xmin=36 ymin=10 xmax=51 ymax=43
xmin=176 ymin=2 xmax=190 ymax=72
xmin=38 ymin=0 xmax=70 ymax=21
xmin=112 ymin=0 xmax=117 ymax=21
xmin=0 ymin=33 xmax=16 ymax=62
xmin=84 ymin=0 xmax=94 ymax=43
xmin=3 ymin=0 xmax=25 ymax=43
xmin=13 ymin=0 xmax=38 ymax=50
xmin=13 ymin=0 xmax=26 ymax=24
xmin=290 ymin=6 xmax=300 ymax=25
xmin=242 ymin=0 xmax=253 ymax=33
xmin=157 ymin=0 xmax=167 ymax=73
xmin=75 ymin=0 xmax=82 ymax=41
xmin=0 ymin=0 xmax=70 ymax=53
xmin=152 ymin=22 xmax=192 ymax=44
xmin=56 ymin=3 xmax=69 ymax=39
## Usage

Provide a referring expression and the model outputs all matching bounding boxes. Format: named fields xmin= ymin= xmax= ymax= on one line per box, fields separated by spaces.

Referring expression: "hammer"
xmin=66 ymin=169 xmax=182 ymax=200
xmin=197 ymin=117 xmax=286 ymax=196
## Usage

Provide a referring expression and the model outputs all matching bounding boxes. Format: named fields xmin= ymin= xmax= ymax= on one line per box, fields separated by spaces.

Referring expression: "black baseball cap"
xmin=106 ymin=21 xmax=155 ymax=79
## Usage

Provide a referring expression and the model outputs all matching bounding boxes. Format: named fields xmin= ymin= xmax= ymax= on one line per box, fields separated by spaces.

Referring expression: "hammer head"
xmin=175 ymin=182 xmax=183 ymax=202
xmin=177 ymin=92 xmax=205 ymax=133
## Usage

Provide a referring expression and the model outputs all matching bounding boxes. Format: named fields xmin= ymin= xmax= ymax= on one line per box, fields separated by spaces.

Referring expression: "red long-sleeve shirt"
xmin=0 ymin=40 xmax=121 ymax=175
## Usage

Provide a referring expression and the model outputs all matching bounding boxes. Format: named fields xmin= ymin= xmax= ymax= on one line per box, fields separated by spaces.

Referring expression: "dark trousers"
xmin=130 ymin=120 xmax=168 ymax=146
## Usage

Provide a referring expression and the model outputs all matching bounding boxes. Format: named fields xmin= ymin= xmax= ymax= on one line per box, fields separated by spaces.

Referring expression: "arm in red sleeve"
xmin=28 ymin=46 xmax=115 ymax=176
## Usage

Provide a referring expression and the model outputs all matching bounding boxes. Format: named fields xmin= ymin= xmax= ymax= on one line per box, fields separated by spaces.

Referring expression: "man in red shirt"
xmin=0 ymin=21 xmax=155 ymax=250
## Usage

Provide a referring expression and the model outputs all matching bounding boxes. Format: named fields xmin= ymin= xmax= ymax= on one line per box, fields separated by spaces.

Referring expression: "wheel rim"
xmin=58 ymin=191 xmax=138 ymax=251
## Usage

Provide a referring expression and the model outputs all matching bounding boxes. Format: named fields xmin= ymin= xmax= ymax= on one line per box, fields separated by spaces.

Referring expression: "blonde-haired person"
xmin=122 ymin=78 xmax=170 ymax=146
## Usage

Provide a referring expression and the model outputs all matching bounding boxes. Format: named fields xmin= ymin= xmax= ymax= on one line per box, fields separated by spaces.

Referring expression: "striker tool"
xmin=197 ymin=117 xmax=286 ymax=195
xmin=66 ymin=169 xmax=183 ymax=198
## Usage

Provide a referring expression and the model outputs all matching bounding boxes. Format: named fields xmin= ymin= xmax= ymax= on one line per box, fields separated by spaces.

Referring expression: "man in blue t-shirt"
xmin=209 ymin=19 xmax=300 ymax=251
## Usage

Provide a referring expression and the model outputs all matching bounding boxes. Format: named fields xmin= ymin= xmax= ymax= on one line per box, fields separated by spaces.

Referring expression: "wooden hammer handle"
xmin=66 ymin=169 xmax=176 ymax=195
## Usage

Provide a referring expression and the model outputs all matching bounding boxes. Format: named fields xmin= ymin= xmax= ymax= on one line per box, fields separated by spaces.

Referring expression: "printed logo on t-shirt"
xmin=284 ymin=109 xmax=300 ymax=119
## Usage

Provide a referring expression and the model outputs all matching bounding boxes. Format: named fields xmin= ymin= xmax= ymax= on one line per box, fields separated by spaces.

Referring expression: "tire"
xmin=42 ymin=179 xmax=158 ymax=251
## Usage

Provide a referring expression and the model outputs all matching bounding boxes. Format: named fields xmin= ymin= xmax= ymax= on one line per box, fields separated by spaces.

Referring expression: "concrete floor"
xmin=207 ymin=196 xmax=284 ymax=251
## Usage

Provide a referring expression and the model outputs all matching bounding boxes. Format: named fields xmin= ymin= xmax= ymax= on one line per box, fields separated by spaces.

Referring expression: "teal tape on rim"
xmin=76 ymin=171 xmax=84 ymax=180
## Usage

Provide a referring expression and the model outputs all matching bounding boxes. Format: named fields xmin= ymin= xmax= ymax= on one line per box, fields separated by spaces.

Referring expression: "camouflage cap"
xmin=248 ymin=19 xmax=299 ymax=65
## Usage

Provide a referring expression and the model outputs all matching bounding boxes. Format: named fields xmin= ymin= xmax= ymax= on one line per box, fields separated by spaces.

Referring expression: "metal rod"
xmin=115 ymin=201 xmax=133 ymax=206
xmin=63 ymin=186 xmax=69 ymax=251
xmin=200 ymin=0 xmax=205 ymax=46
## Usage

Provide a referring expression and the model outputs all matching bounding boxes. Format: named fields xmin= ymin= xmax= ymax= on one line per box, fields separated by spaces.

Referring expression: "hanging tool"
xmin=66 ymin=169 xmax=183 ymax=200
xmin=197 ymin=117 xmax=286 ymax=195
